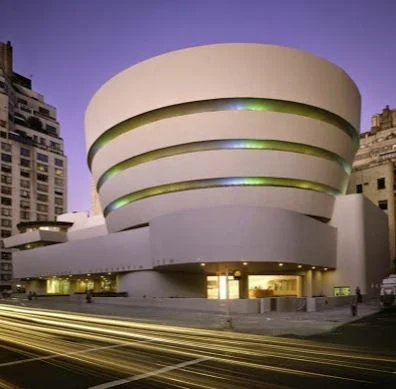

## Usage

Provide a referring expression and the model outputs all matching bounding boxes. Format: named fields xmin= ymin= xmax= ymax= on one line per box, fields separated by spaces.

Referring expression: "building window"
xmin=20 ymin=190 xmax=30 ymax=199
xmin=20 ymin=158 xmax=30 ymax=167
xmin=37 ymin=204 xmax=48 ymax=212
xmin=37 ymin=193 xmax=48 ymax=202
xmin=1 ymin=175 xmax=12 ymax=184
xmin=378 ymin=200 xmax=388 ymax=210
xmin=1 ymin=219 xmax=12 ymax=227
xmin=1 ymin=251 xmax=11 ymax=260
xmin=1 ymin=197 xmax=11 ymax=206
xmin=20 ymin=199 xmax=30 ymax=209
xmin=55 ymin=207 xmax=63 ymax=215
xmin=37 ymin=153 xmax=48 ymax=163
xmin=20 ymin=147 xmax=30 ymax=157
xmin=55 ymin=168 xmax=64 ymax=177
xmin=1 ymin=186 xmax=11 ymax=195
xmin=37 ymin=173 xmax=48 ymax=182
xmin=1 ymin=165 xmax=11 ymax=174
xmin=54 ymin=189 xmax=63 ymax=196
xmin=51 ymin=141 xmax=61 ymax=150
xmin=1 ymin=153 xmax=12 ymax=163
xmin=1 ymin=229 xmax=11 ymax=238
xmin=37 ymin=163 xmax=48 ymax=172
xmin=55 ymin=158 xmax=63 ymax=167
xmin=36 ymin=213 xmax=48 ymax=221
xmin=1 ymin=263 xmax=12 ymax=271
xmin=356 ymin=184 xmax=363 ymax=193
xmin=54 ymin=178 xmax=63 ymax=186
xmin=46 ymin=125 xmax=57 ymax=133
xmin=39 ymin=107 xmax=50 ymax=116
xmin=0 ymin=274 xmax=12 ymax=281
xmin=20 ymin=170 xmax=30 ymax=178
xmin=17 ymin=98 xmax=28 ymax=106
xmin=1 ymin=208 xmax=11 ymax=217
xmin=37 ymin=183 xmax=48 ymax=192
xmin=20 ymin=179 xmax=30 ymax=188
xmin=54 ymin=197 xmax=63 ymax=205
xmin=1 ymin=142 xmax=11 ymax=152
xmin=20 ymin=210 xmax=30 ymax=220
xmin=377 ymin=177 xmax=386 ymax=190
xmin=20 ymin=105 xmax=31 ymax=114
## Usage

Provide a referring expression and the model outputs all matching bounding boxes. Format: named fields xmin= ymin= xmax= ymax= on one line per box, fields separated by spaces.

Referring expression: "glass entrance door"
xmin=207 ymin=275 xmax=239 ymax=299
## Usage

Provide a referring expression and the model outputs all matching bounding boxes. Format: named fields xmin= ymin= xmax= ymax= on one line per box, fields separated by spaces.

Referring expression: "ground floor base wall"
xmin=10 ymin=199 xmax=390 ymax=301
xmin=12 ymin=227 xmax=152 ymax=279
xmin=330 ymin=194 xmax=390 ymax=298
xmin=118 ymin=271 xmax=206 ymax=298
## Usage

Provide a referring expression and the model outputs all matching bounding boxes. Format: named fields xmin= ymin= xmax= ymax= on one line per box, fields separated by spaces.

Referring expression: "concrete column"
xmin=303 ymin=270 xmax=313 ymax=297
xmin=296 ymin=275 xmax=302 ymax=297
xmin=312 ymin=270 xmax=323 ymax=296
xmin=239 ymin=272 xmax=249 ymax=299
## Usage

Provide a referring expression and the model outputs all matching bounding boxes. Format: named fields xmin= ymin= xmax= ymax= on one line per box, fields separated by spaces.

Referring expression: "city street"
xmin=0 ymin=304 xmax=395 ymax=388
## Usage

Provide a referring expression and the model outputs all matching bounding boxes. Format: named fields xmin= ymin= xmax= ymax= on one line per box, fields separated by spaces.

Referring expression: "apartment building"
xmin=348 ymin=105 xmax=396 ymax=265
xmin=0 ymin=41 xmax=67 ymax=290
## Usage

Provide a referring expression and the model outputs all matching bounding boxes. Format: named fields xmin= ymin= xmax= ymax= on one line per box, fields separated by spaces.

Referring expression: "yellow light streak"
xmin=0 ymin=303 xmax=395 ymax=387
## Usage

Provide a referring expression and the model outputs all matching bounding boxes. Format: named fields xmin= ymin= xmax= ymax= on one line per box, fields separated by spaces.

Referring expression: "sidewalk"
xmin=0 ymin=297 xmax=382 ymax=336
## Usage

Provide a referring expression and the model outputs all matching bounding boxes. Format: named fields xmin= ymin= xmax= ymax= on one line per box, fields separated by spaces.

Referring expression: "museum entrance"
xmin=207 ymin=275 xmax=240 ymax=299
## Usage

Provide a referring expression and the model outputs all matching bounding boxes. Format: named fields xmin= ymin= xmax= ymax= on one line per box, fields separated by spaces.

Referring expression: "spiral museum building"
xmin=5 ymin=44 xmax=390 ymax=302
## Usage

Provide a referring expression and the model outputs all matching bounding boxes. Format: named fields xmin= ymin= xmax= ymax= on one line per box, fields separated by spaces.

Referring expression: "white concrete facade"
xmin=5 ymin=44 xmax=390 ymax=300
xmin=86 ymin=43 xmax=360 ymax=232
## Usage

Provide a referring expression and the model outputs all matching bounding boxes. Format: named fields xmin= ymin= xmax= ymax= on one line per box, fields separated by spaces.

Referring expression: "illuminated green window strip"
xmin=103 ymin=177 xmax=339 ymax=217
xmin=88 ymin=98 xmax=359 ymax=168
xmin=97 ymin=139 xmax=351 ymax=190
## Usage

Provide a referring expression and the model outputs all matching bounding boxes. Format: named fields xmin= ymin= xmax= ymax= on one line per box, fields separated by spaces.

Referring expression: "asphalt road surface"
xmin=307 ymin=305 xmax=396 ymax=354
xmin=0 ymin=304 xmax=395 ymax=389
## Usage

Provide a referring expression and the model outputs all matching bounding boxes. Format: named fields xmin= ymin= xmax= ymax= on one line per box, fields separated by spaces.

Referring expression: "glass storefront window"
xmin=207 ymin=275 xmax=239 ymax=299
xmin=334 ymin=286 xmax=351 ymax=296
xmin=248 ymin=275 xmax=299 ymax=298
xmin=47 ymin=278 xmax=70 ymax=294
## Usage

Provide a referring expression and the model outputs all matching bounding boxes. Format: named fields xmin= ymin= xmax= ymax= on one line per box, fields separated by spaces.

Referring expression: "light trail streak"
xmin=0 ymin=304 xmax=379 ymax=354
xmin=0 ymin=305 xmax=394 ymax=367
xmin=0 ymin=303 xmax=395 ymax=388
xmin=0 ymin=304 xmax=376 ymax=355
xmin=0 ymin=342 xmax=133 ymax=367
xmin=0 ymin=312 xmax=387 ymax=375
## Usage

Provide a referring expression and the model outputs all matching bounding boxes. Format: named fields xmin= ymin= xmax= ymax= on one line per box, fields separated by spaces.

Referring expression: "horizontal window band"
xmin=88 ymin=98 xmax=359 ymax=169
xmin=96 ymin=139 xmax=351 ymax=190
xmin=103 ymin=176 xmax=339 ymax=217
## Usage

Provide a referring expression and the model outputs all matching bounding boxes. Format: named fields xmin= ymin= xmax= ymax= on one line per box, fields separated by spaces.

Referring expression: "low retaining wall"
xmin=41 ymin=294 xmax=360 ymax=313
xmin=69 ymin=295 xmax=259 ymax=314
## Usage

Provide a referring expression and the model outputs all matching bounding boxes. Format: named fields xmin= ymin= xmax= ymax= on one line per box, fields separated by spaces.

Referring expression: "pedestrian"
xmin=27 ymin=291 xmax=33 ymax=301
xmin=86 ymin=291 xmax=92 ymax=303
xmin=32 ymin=291 xmax=38 ymax=300
xmin=350 ymin=297 xmax=358 ymax=316
xmin=355 ymin=286 xmax=362 ymax=303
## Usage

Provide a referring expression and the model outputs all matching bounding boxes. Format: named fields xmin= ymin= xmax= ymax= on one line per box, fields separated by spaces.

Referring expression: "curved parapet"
xmin=149 ymin=206 xmax=336 ymax=269
xmin=85 ymin=44 xmax=361 ymax=232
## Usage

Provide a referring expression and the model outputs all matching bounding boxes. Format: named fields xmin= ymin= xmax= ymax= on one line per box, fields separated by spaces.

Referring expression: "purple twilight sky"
xmin=0 ymin=0 xmax=395 ymax=213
